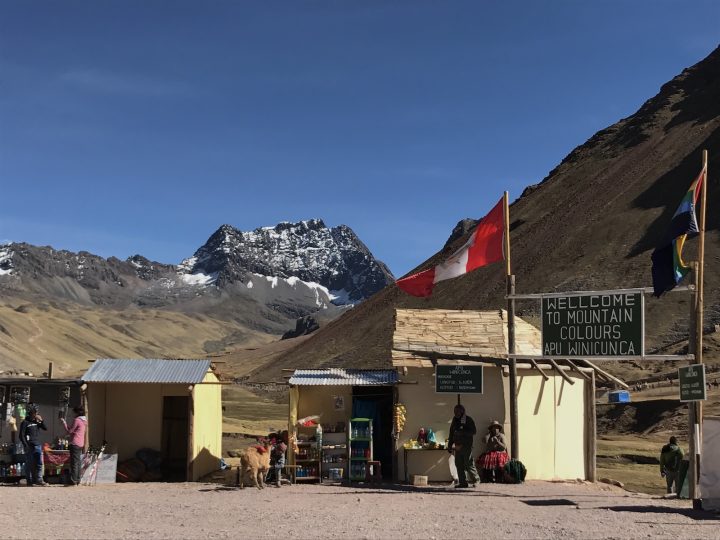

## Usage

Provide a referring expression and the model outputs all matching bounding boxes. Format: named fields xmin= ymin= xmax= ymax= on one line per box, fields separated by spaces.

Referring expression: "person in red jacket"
xmin=61 ymin=406 xmax=87 ymax=486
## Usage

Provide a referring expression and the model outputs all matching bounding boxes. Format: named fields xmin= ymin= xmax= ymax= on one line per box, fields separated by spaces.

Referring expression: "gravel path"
xmin=1 ymin=481 xmax=717 ymax=539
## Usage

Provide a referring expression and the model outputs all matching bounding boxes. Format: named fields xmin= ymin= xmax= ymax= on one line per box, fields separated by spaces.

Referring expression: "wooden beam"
xmin=566 ymin=360 xmax=591 ymax=381
xmin=548 ymin=359 xmax=575 ymax=384
xmin=397 ymin=348 xmax=504 ymax=365
xmin=580 ymin=359 xmax=629 ymax=389
xmin=187 ymin=393 xmax=195 ymax=482
xmin=585 ymin=370 xmax=597 ymax=482
xmin=527 ymin=358 xmax=550 ymax=381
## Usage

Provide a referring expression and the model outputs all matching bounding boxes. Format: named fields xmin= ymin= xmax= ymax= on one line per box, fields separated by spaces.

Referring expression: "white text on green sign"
xmin=679 ymin=364 xmax=706 ymax=402
xmin=542 ymin=292 xmax=643 ymax=357
xmin=435 ymin=365 xmax=483 ymax=394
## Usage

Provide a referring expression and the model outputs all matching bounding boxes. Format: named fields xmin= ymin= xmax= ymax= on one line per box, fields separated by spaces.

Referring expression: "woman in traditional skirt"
xmin=477 ymin=421 xmax=509 ymax=483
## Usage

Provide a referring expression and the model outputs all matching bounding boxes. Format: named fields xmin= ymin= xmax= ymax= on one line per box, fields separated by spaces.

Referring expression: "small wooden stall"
xmin=392 ymin=309 xmax=615 ymax=483
xmin=0 ymin=376 xmax=84 ymax=483
xmin=288 ymin=369 xmax=398 ymax=483
xmin=83 ymin=358 xmax=223 ymax=482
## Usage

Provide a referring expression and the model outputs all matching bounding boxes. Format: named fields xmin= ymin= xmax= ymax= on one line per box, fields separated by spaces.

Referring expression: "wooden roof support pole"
xmin=566 ymin=360 xmax=591 ymax=381
xmin=504 ymin=191 xmax=519 ymax=461
xmin=580 ymin=359 xmax=629 ymax=389
xmin=527 ymin=358 xmax=550 ymax=381
xmin=548 ymin=359 xmax=575 ymax=384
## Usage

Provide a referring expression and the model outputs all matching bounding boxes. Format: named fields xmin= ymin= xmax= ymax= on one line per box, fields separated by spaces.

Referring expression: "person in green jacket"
xmin=660 ymin=436 xmax=684 ymax=494
xmin=448 ymin=404 xmax=480 ymax=488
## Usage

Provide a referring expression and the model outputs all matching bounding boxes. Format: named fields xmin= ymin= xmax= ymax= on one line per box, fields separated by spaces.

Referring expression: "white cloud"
xmin=59 ymin=69 xmax=191 ymax=97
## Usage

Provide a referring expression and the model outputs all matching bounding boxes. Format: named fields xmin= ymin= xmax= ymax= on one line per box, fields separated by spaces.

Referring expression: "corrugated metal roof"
xmin=83 ymin=359 xmax=212 ymax=384
xmin=288 ymin=369 xmax=398 ymax=386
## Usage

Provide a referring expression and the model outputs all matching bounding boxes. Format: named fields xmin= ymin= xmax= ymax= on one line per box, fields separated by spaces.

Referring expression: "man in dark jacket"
xmin=19 ymin=403 xmax=48 ymax=486
xmin=448 ymin=404 xmax=480 ymax=488
xmin=660 ymin=436 xmax=684 ymax=495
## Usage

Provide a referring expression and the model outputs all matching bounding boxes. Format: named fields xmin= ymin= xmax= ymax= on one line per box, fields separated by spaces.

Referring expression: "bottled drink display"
xmin=350 ymin=462 xmax=366 ymax=479
xmin=296 ymin=465 xmax=319 ymax=478
xmin=351 ymin=424 xmax=370 ymax=439
xmin=0 ymin=462 xmax=25 ymax=477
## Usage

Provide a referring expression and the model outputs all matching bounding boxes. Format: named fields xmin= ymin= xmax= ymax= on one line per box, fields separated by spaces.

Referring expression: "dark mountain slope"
xmin=261 ymin=46 xmax=720 ymax=380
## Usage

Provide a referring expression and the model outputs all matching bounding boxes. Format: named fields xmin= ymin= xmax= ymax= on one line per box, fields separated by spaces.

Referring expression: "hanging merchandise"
xmin=10 ymin=386 xmax=30 ymax=404
xmin=417 ymin=428 xmax=427 ymax=445
xmin=58 ymin=386 xmax=71 ymax=419
xmin=394 ymin=403 xmax=407 ymax=434
xmin=14 ymin=403 xmax=26 ymax=420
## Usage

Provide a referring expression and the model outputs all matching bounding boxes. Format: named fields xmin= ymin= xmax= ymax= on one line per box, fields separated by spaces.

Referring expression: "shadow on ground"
xmin=606 ymin=505 xmax=720 ymax=521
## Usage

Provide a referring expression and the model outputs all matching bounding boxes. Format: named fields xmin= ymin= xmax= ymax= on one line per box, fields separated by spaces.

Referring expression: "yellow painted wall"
xmin=516 ymin=371 xmax=556 ymax=480
xmin=516 ymin=369 xmax=587 ymax=480
xmin=87 ymin=374 xmax=222 ymax=481
xmin=102 ymin=383 xmax=185 ymax=461
xmin=87 ymin=383 xmax=106 ymax=447
xmin=553 ymin=376 xmax=586 ymax=479
xmin=397 ymin=367 xmax=507 ymax=482
xmin=297 ymin=386 xmax=353 ymax=427
xmin=191 ymin=371 xmax=223 ymax=481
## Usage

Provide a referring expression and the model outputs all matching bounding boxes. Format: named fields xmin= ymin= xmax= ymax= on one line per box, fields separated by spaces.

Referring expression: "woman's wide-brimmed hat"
xmin=488 ymin=420 xmax=503 ymax=431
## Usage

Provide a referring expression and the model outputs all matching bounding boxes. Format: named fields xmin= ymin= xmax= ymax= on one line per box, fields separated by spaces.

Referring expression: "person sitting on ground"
xmin=19 ymin=404 xmax=48 ymax=487
xmin=477 ymin=420 xmax=509 ymax=483
xmin=660 ymin=436 xmax=684 ymax=495
xmin=61 ymin=406 xmax=87 ymax=486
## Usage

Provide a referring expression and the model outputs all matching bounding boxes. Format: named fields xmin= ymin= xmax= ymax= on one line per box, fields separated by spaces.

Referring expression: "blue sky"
xmin=1 ymin=1 xmax=718 ymax=277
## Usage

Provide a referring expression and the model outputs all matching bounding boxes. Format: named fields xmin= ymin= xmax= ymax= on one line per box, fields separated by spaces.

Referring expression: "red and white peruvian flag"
xmin=396 ymin=197 xmax=505 ymax=297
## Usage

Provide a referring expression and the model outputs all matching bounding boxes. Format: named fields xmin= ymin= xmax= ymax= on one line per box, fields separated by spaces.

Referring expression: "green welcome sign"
xmin=541 ymin=292 xmax=644 ymax=358
xmin=435 ymin=365 xmax=483 ymax=393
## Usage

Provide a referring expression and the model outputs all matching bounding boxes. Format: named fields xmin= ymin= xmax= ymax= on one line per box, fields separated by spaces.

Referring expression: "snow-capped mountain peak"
xmin=178 ymin=220 xmax=393 ymax=303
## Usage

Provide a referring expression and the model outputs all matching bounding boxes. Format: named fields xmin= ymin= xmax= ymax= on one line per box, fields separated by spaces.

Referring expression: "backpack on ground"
xmin=503 ymin=459 xmax=527 ymax=484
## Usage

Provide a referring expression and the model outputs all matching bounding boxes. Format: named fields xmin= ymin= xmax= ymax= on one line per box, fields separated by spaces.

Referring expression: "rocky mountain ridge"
xmin=178 ymin=219 xmax=393 ymax=303
xmin=0 ymin=220 xmax=393 ymax=374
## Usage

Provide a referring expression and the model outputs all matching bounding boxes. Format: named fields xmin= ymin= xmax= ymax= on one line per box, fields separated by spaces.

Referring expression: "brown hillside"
xmin=256 ymin=46 xmax=720 ymax=381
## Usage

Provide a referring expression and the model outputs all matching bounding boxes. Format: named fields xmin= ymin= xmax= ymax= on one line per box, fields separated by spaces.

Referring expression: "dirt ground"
xmin=1 ymin=481 xmax=717 ymax=539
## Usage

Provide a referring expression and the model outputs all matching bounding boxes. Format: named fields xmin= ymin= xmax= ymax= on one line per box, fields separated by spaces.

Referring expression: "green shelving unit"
xmin=348 ymin=418 xmax=373 ymax=482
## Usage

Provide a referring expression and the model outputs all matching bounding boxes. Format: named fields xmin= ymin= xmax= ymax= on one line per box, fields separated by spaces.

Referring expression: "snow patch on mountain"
xmin=249 ymin=272 xmax=351 ymax=308
xmin=180 ymin=271 xmax=218 ymax=286
xmin=0 ymin=246 xmax=14 ymax=276
xmin=177 ymin=256 xmax=198 ymax=274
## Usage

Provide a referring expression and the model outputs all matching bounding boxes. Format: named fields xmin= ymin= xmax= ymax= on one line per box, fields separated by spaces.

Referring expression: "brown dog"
xmin=238 ymin=442 xmax=271 ymax=489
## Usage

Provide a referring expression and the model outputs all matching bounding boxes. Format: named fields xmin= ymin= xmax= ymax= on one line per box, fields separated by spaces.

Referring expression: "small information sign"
xmin=541 ymin=292 xmax=644 ymax=358
xmin=679 ymin=364 xmax=706 ymax=402
xmin=435 ymin=365 xmax=483 ymax=394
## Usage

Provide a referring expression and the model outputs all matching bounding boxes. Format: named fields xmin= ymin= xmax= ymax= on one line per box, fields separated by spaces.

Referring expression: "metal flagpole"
xmin=688 ymin=149 xmax=707 ymax=502
xmin=688 ymin=263 xmax=698 ymax=500
xmin=693 ymin=150 xmax=708 ymax=503
xmin=504 ymin=191 xmax=519 ymax=459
